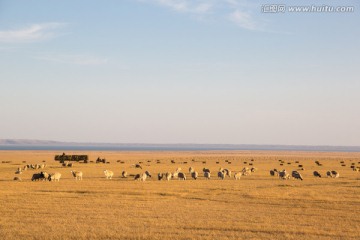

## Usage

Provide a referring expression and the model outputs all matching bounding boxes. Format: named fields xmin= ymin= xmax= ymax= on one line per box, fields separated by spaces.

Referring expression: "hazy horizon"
xmin=1 ymin=0 xmax=359 ymax=145
xmin=1 ymin=138 xmax=360 ymax=148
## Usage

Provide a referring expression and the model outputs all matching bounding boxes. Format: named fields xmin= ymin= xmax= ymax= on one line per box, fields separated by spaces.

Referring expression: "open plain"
xmin=0 ymin=150 xmax=359 ymax=240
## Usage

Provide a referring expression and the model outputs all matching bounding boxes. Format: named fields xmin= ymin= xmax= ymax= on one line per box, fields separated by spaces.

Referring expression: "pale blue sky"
xmin=0 ymin=0 xmax=359 ymax=145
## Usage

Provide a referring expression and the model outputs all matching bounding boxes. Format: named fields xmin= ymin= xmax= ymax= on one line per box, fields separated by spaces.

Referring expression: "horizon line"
xmin=0 ymin=138 xmax=359 ymax=148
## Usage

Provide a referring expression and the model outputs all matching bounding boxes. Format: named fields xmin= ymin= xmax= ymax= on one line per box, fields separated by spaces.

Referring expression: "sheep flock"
xmin=8 ymin=156 xmax=358 ymax=182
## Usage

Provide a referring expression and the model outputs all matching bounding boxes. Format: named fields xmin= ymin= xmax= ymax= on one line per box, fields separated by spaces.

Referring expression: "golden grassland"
xmin=0 ymin=150 xmax=359 ymax=240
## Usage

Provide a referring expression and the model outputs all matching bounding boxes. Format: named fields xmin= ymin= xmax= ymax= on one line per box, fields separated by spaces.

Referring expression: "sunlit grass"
xmin=0 ymin=150 xmax=359 ymax=239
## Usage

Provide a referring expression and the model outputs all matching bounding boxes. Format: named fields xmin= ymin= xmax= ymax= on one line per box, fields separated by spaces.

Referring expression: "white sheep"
xmin=71 ymin=170 xmax=83 ymax=180
xmin=172 ymin=168 xmax=181 ymax=179
xmin=165 ymin=172 xmax=172 ymax=181
xmin=234 ymin=172 xmax=241 ymax=180
xmin=41 ymin=171 xmax=49 ymax=181
xmin=104 ymin=170 xmax=114 ymax=179
xmin=48 ymin=172 xmax=62 ymax=182
xmin=241 ymin=167 xmax=251 ymax=176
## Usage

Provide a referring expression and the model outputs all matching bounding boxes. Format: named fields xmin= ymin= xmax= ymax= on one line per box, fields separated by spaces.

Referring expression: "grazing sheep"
xmin=103 ymin=170 xmax=114 ymax=179
xmin=15 ymin=168 xmax=22 ymax=174
xmin=13 ymin=176 xmax=22 ymax=181
xmin=223 ymin=169 xmax=231 ymax=178
xmin=48 ymin=172 xmax=61 ymax=182
xmin=135 ymin=164 xmax=142 ymax=169
xmin=71 ymin=170 xmax=83 ymax=180
xmin=313 ymin=171 xmax=322 ymax=178
xmin=172 ymin=168 xmax=182 ymax=179
xmin=23 ymin=165 xmax=28 ymax=171
xmin=177 ymin=172 xmax=186 ymax=180
xmin=41 ymin=171 xmax=49 ymax=180
xmin=191 ymin=171 xmax=198 ymax=180
xmin=241 ymin=167 xmax=251 ymax=176
xmin=326 ymin=171 xmax=339 ymax=178
xmin=135 ymin=171 xmax=152 ymax=181
xmin=189 ymin=167 xmax=195 ymax=173
xmin=172 ymin=171 xmax=179 ymax=179
xmin=31 ymin=172 xmax=48 ymax=181
xmin=292 ymin=171 xmax=303 ymax=180
xmin=122 ymin=171 xmax=128 ymax=178
xmin=138 ymin=173 xmax=148 ymax=181
xmin=158 ymin=173 xmax=164 ymax=181
xmin=278 ymin=170 xmax=290 ymax=180
xmin=165 ymin=172 xmax=172 ymax=181
xmin=218 ymin=171 xmax=225 ymax=180
xmin=250 ymin=167 xmax=257 ymax=173
xmin=145 ymin=171 xmax=152 ymax=178
xmin=270 ymin=169 xmax=278 ymax=176
xmin=331 ymin=170 xmax=340 ymax=178
xmin=234 ymin=172 xmax=241 ymax=180
xmin=203 ymin=168 xmax=211 ymax=174
xmin=204 ymin=172 xmax=211 ymax=179
xmin=31 ymin=173 xmax=42 ymax=181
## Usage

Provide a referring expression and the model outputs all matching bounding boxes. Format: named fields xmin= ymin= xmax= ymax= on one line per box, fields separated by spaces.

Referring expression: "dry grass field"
xmin=0 ymin=150 xmax=359 ymax=240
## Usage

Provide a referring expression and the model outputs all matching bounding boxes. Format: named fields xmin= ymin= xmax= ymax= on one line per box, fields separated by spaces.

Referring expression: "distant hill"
xmin=0 ymin=139 xmax=359 ymax=152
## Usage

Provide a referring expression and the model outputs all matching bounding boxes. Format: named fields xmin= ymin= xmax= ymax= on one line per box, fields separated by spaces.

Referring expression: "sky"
xmin=0 ymin=0 xmax=359 ymax=145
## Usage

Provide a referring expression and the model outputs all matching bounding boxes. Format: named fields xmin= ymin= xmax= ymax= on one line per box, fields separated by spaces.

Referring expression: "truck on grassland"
xmin=54 ymin=153 xmax=88 ymax=163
